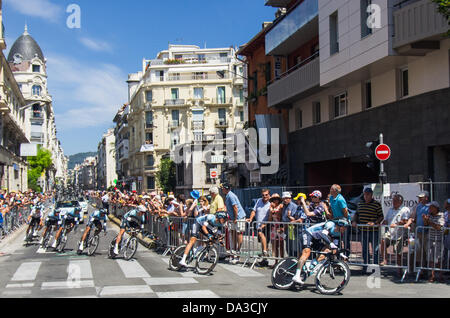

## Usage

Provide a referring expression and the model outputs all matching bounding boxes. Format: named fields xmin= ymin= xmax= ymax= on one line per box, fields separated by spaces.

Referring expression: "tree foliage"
xmin=156 ymin=158 xmax=176 ymax=193
xmin=432 ymin=0 xmax=450 ymax=35
xmin=27 ymin=146 xmax=53 ymax=192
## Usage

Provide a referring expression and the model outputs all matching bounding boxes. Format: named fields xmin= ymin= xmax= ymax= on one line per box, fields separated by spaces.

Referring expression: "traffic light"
xmin=365 ymin=139 xmax=380 ymax=173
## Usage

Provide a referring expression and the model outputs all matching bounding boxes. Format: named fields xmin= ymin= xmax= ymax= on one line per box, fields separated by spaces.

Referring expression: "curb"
xmin=107 ymin=214 xmax=155 ymax=249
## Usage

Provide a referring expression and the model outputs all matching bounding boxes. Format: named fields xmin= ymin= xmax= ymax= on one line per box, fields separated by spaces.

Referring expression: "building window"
xmin=146 ymin=155 xmax=155 ymax=167
xmin=157 ymin=70 xmax=164 ymax=81
xmin=400 ymin=68 xmax=409 ymax=97
xmin=198 ymin=54 xmax=205 ymax=62
xmin=365 ymin=81 xmax=372 ymax=108
xmin=330 ymin=11 xmax=339 ymax=55
xmin=217 ymin=86 xmax=226 ymax=104
xmin=239 ymin=89 xmax=244 ymax=104
xmin=194 ymin=87 xmax=204 ymax=99
xmin=145 ymin=112 xmax=153 ymax=128
xmin=32 ymin=104 xmax=42 ymax=118
xmin=296 ymin=109 xmax=303 ymax=129
xmin=32 ymin=64 xmax=40 ymax=73
xmin=361 ymin=0 xmax=372 ymax=38
xmin=218 ymin=108 xmax=226 ymax=124
xmin=145 ymin=132 xmax=153 ymax=143
xmin=171 ymin=88 xmax=179 ymax=100
xmin=145 ymin=90 xmax=153 ymax=102
xmin=265 ymin=62 xmax=271 ymax=84
xmin=146 ymin=176 xmax=155 ymax=190
xmin=32 ymin=85 xmax=42 ymax=96
xmin=240 ymin=111 xmax=244 ymax=122
xmin=175 ymin=54 xmax=183 ymax=60
xmin=252 ymin=71 xmax=258 ymax=97
xmin=313 ymin=102 xmax=321 ymax=124
xmin=334 ymin=92 xmax=348 ymax=118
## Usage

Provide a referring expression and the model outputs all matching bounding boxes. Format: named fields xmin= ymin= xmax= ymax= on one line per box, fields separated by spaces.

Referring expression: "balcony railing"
xmin=268 ymin=54 xmax=320 ymax=108
xmin=265 ymin=0 xmax=318 ymax=55
xmin=165 ymin=99 xmax=185 ymax=106
xmin=393 ymin=0 xmax=448 ymax=49
xmin=145 ymin=122 xmax=154 ymax=129
xmin=208 ymin=98 xmax=233 ymax=105
xmin=169 ymin=120 xmax=180 ymax=129
xmin=192 ymin=120 xmax=205 ymax=131
xmin=215 ymin=119 xmax=229 ymax=128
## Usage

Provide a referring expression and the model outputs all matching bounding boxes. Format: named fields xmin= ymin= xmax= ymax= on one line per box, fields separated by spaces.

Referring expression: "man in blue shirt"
xmin=282 ymin=192 xmax=299 ymax=257
xmin=246 ymin=189 xmax=271 ymax=258
xmin=222 ymin=183 xmax=246 ymax=264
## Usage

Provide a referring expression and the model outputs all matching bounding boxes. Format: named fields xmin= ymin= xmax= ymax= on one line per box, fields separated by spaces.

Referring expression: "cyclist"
xmin=78 ymin=205 xmax=109 ymax=252
xmin=292 ymin=219 xmax=346 ymax=285
xmin=113 ymin=205 xmax=147 ymax=255
xmin=40 ymin=208 xmax=62 ymax=245
xmin=52 ymin=206 xmax=81 ymax=248
xmin=179 ymin=212 xmax=228 ymax=268
xmin=24 ymin=204 xmax=43 ymax=241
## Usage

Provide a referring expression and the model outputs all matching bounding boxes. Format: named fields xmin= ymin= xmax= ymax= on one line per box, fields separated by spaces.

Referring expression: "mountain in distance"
xmin=68 ymin=152 xmax=97 ymax=170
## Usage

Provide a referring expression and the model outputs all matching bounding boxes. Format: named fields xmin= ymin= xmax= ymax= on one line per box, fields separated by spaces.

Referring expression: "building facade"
xmin=0 ymin=4 xmax=29 ymax=191
xmin=97 ymin=128 xmax=118 ymax=190
xmin=127 ymin=45 xmax=246 ymax=193
xmin=113 ymin=104 xmax=130 ymax=190
xmin=257 ymin=0 xmax=450 ymax=188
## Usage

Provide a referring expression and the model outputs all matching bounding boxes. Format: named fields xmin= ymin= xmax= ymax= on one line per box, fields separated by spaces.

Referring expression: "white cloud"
xmin=79 ymin=37 xmax=113 ymax=53
xmin=46 ymin=54 xmax=128 ymax=130
xmin=6 ymin=0 xmax=62 ymax=22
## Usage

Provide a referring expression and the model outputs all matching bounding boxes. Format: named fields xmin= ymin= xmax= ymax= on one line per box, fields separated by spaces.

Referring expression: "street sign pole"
xmin=379 ymin=133 xmax=387 ymax=212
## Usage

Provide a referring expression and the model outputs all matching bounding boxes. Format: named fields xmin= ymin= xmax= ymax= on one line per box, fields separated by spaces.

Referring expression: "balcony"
xmin=265 ymin=0 xmax=318 ymax=55
xmin=208 ymin=98 xmax=233 ymax=105
xmin=393 ymin=0 xmax=448 ymax=55
xmin=165 ymin=99 xmax=185 ymax=106
xmin=191 ymin=120 xmax=205 ymax=131
xmin=215 ymin=119 xmax=229 ymax=128
xmin=169 ymin=120 xmax=180 ymax=129
xmin=268 ymin=54 xmax=320 ymax=108
xmin=145 ymin=122 xmax=154 ymax=130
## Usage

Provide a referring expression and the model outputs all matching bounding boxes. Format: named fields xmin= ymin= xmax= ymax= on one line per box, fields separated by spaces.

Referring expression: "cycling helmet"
xmin=100 ymin=208 xmax=109 ymax=215
xmin=216 ymin=212 xmax=227 ymax=220
xmin=310 ymin=191 xmax=322 ymax=199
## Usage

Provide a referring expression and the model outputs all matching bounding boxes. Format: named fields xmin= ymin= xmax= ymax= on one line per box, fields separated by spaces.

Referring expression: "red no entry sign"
xmin=375 ymin=144 xmax=391 ymax=161
xmin=210 ymin=169 xmax=218 ymax=179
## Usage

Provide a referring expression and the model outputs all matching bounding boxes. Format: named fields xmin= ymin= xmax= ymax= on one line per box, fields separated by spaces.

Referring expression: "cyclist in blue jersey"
xmin=179 ymin=212 xmax=228 ymax=268
xmin=113 ymin=205 xmax=147 ymax=255
xmin=52 ymin=207 xmax=81 ymax=248
xmin=78 ymin=205 xmax=109 ymax=252
xmin=292 ymin=220 xmax=345 ymax=285
xmin=39 ymin=208 xmax=61 ymax=245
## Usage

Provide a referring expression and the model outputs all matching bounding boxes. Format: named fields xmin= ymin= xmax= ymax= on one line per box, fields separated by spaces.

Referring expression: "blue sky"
xmin=3 ymin=0 xmax=276 ymax=156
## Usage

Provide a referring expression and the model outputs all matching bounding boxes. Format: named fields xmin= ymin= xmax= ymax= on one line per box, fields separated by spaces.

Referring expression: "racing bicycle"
xmin=108 ymin=226 xmax=140 ymax=260
xmin=41 ymin=222 xmax=60 ymax=250
xmin=271 ymin=248 xmax=351 ymax=295
xmin=55 ymin=220 xmax=78 ymax=253
xmin=169 ymin=235 xmax=223 ymax=275
xmin=77 ymin=226 xmax=104 ymax=256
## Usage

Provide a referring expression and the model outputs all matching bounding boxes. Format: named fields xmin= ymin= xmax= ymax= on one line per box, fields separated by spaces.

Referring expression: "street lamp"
xmin=216 ymin=70 xmax=253 ymax=81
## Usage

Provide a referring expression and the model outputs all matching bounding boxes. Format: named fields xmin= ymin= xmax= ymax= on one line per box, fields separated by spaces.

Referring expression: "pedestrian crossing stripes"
xmin=6 ymin=283 xmax=34 ymax=288
xmin=116 ymin=259 xmax=151 ymax=278
xmin=217 ymin=264 xmax=265 ymax=277
xmin=99 ymin=285 xmax=153 ymax=296
xmin=156 ymin=290 xmax=220 ymax=298
xmin=11 ymin=262 xmax=41 ymax=281
xmin=41 ymin=280 xmax=95 ymax=290
xmin=142 ymin=277 xmax=198 ymax=286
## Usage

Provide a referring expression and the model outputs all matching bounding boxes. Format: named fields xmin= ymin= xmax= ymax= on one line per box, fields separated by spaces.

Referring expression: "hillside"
xmin=68 ymin=152 xmax=97 ymax=170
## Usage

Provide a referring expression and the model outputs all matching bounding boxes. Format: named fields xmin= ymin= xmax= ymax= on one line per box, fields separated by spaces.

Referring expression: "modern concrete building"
xmin=97 ymin=128 xmax=118 ymax=190
xmin=259 ymin=0 xmax=449 ymax=188
xmin=127 ymin=44 xmax=246 ymax=193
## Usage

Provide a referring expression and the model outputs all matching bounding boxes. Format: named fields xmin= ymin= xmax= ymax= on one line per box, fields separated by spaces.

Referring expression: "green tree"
xmin=27 ymin=146 xmax=53 ymax=192
xmin=432 ymin=0 xmax=450 ymax=35
xmin=156 ymin=158 xmax=176 ymax=193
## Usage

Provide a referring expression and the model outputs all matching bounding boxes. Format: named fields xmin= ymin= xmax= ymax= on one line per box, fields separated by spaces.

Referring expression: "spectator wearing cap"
xmin=353 ymin=187 xmax=384 ymax=268
xmin=281 ymin=192 xmax=298 ymax=257
xmin=222 ymin=183 xmax=246 ymax=264
xmin=246 ymin=189 xmax=271 ymax=259
xmin=405 ymin=191 xmax=430 ymax=276
xmin=423 ymin=201 xmax=445 ymax=282
xmin=209 ymin=186 xmax=225 ymax=215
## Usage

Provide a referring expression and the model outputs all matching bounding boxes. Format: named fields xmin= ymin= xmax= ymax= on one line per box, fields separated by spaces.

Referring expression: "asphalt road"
xmin=0 ymin=204 xmax=449 ymax=298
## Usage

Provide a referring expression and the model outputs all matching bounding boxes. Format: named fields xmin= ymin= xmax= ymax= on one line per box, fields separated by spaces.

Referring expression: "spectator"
xmin=285 ymin=193 xmax=308 ymax=258
xmin=209 ymin=186 xmax=225 ymax=215
xmin=353 ymin=187 xmax=384 ymax=268
xmin=246 ymin=189 xmax=271 ymax=259
xmin=268 ymin=193 xmax=284 ymax=267
xmin=197 ymin=196 xmax=210 ymax=217
xmin=222 ymin=183 xmax=246 ymax=265
xmin=281 ymin=192 xmax=298 ymax=257
xmin=380 ymin=194 xmax=411 ymax=275
xmin=299 ymin=191 xmax=329 ymax=225
xmin=405 ymin=191 xmax=430 ymax=278
xmin=423 ymin=201 xmax=445 ymax=282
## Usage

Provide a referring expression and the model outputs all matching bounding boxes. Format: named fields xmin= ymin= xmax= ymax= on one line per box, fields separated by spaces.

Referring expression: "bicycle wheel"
xmin=169 ymin=245 xmax=187 ymax=271
xmin=108 ymin=238 xmax=117 ymax=259
xmin=195 ymin=247 xmax=219 ymax=275
xmin=57 ymin=232 xmax=67 ymax=253
xmin=123 ymin=237 xmax=138 ymax=260
xmin=271 ymin=258 xmax=298 ymax=290
xmin=315 ymin=259 xmax=351 ymax=295
xmin=87 ymin=235 xmax=99 ymax=256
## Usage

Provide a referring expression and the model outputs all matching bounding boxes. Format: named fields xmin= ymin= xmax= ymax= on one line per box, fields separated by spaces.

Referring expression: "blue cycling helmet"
xmin=216 ymin=212 xmax=227 ymax=220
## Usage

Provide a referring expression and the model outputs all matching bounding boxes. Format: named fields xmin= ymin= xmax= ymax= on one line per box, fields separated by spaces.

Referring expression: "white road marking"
xmin=156 ymin=290 xmax=219 ymax=298
xmin=99 ymin=285 xmax=153 ymax=296
xmin=41 ymin=280 xmax=95 ymax=290
xmin=2 ymin=290 xmax=32 ymax=296
xmin=36 ymin=247 xmax=56 ymax=254
xmin=6 ymin=283 xmax=34 ymax=288
xmin=11 ymin=262 xmax=42 ymax=281
xmin=217 ymin=264 xmax=264 ymax=277
xmin=116 ymin=259 xmax=151 ymax=278
xmin=142 ymin=277 xmax=198 ymax=286
xmin=69 ymin=260 xmax=93 ymax=279
xmin=180 ymin=271 xmax=206 ymax=278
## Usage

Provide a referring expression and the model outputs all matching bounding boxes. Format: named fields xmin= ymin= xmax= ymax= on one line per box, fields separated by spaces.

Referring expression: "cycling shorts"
xmin=30 ymin=216 xmax=41 ymax=226
xmin=191 ymin=222 xmax=215 ymax=239
xmin=62 ymin=216 xmax=77 ymax=228
xmin=120 ymin=217 xmax=140 ymax=230
xmin=45 ymin=218 xmax=59 ymax=227
xmin=87 ymin=219 xmax=102 ymax=229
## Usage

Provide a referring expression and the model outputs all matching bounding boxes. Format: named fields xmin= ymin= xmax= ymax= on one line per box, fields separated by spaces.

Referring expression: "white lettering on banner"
xmin=368 ymin=183 xmax=420 ymax=217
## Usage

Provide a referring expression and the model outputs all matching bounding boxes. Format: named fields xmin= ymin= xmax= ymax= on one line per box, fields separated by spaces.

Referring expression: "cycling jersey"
xmin=192 ymin=214 xmax=223 ymax=238
xmin=30 ymin=208 xmax=42 ymax=218
xmin=120 ymin=210 xmax=145 ymax=229
xmin=47 ymin=210 xmax=60 ymax=220
xmin=88 ymin=210 xmax=108 ymax=229
xmin=65 ymin=209 xmax=80 ymax=219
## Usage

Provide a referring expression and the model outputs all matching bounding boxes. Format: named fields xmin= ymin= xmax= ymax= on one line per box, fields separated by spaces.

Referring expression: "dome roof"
xmin=7 ymin=26 xmax=44 ymax=63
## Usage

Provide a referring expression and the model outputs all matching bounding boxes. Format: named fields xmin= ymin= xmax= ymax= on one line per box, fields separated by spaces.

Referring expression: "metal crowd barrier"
xmin=1 ymin=203 xmax=33 ymax=238
xmin=414 ymin=226 xmax=450 ymax=281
